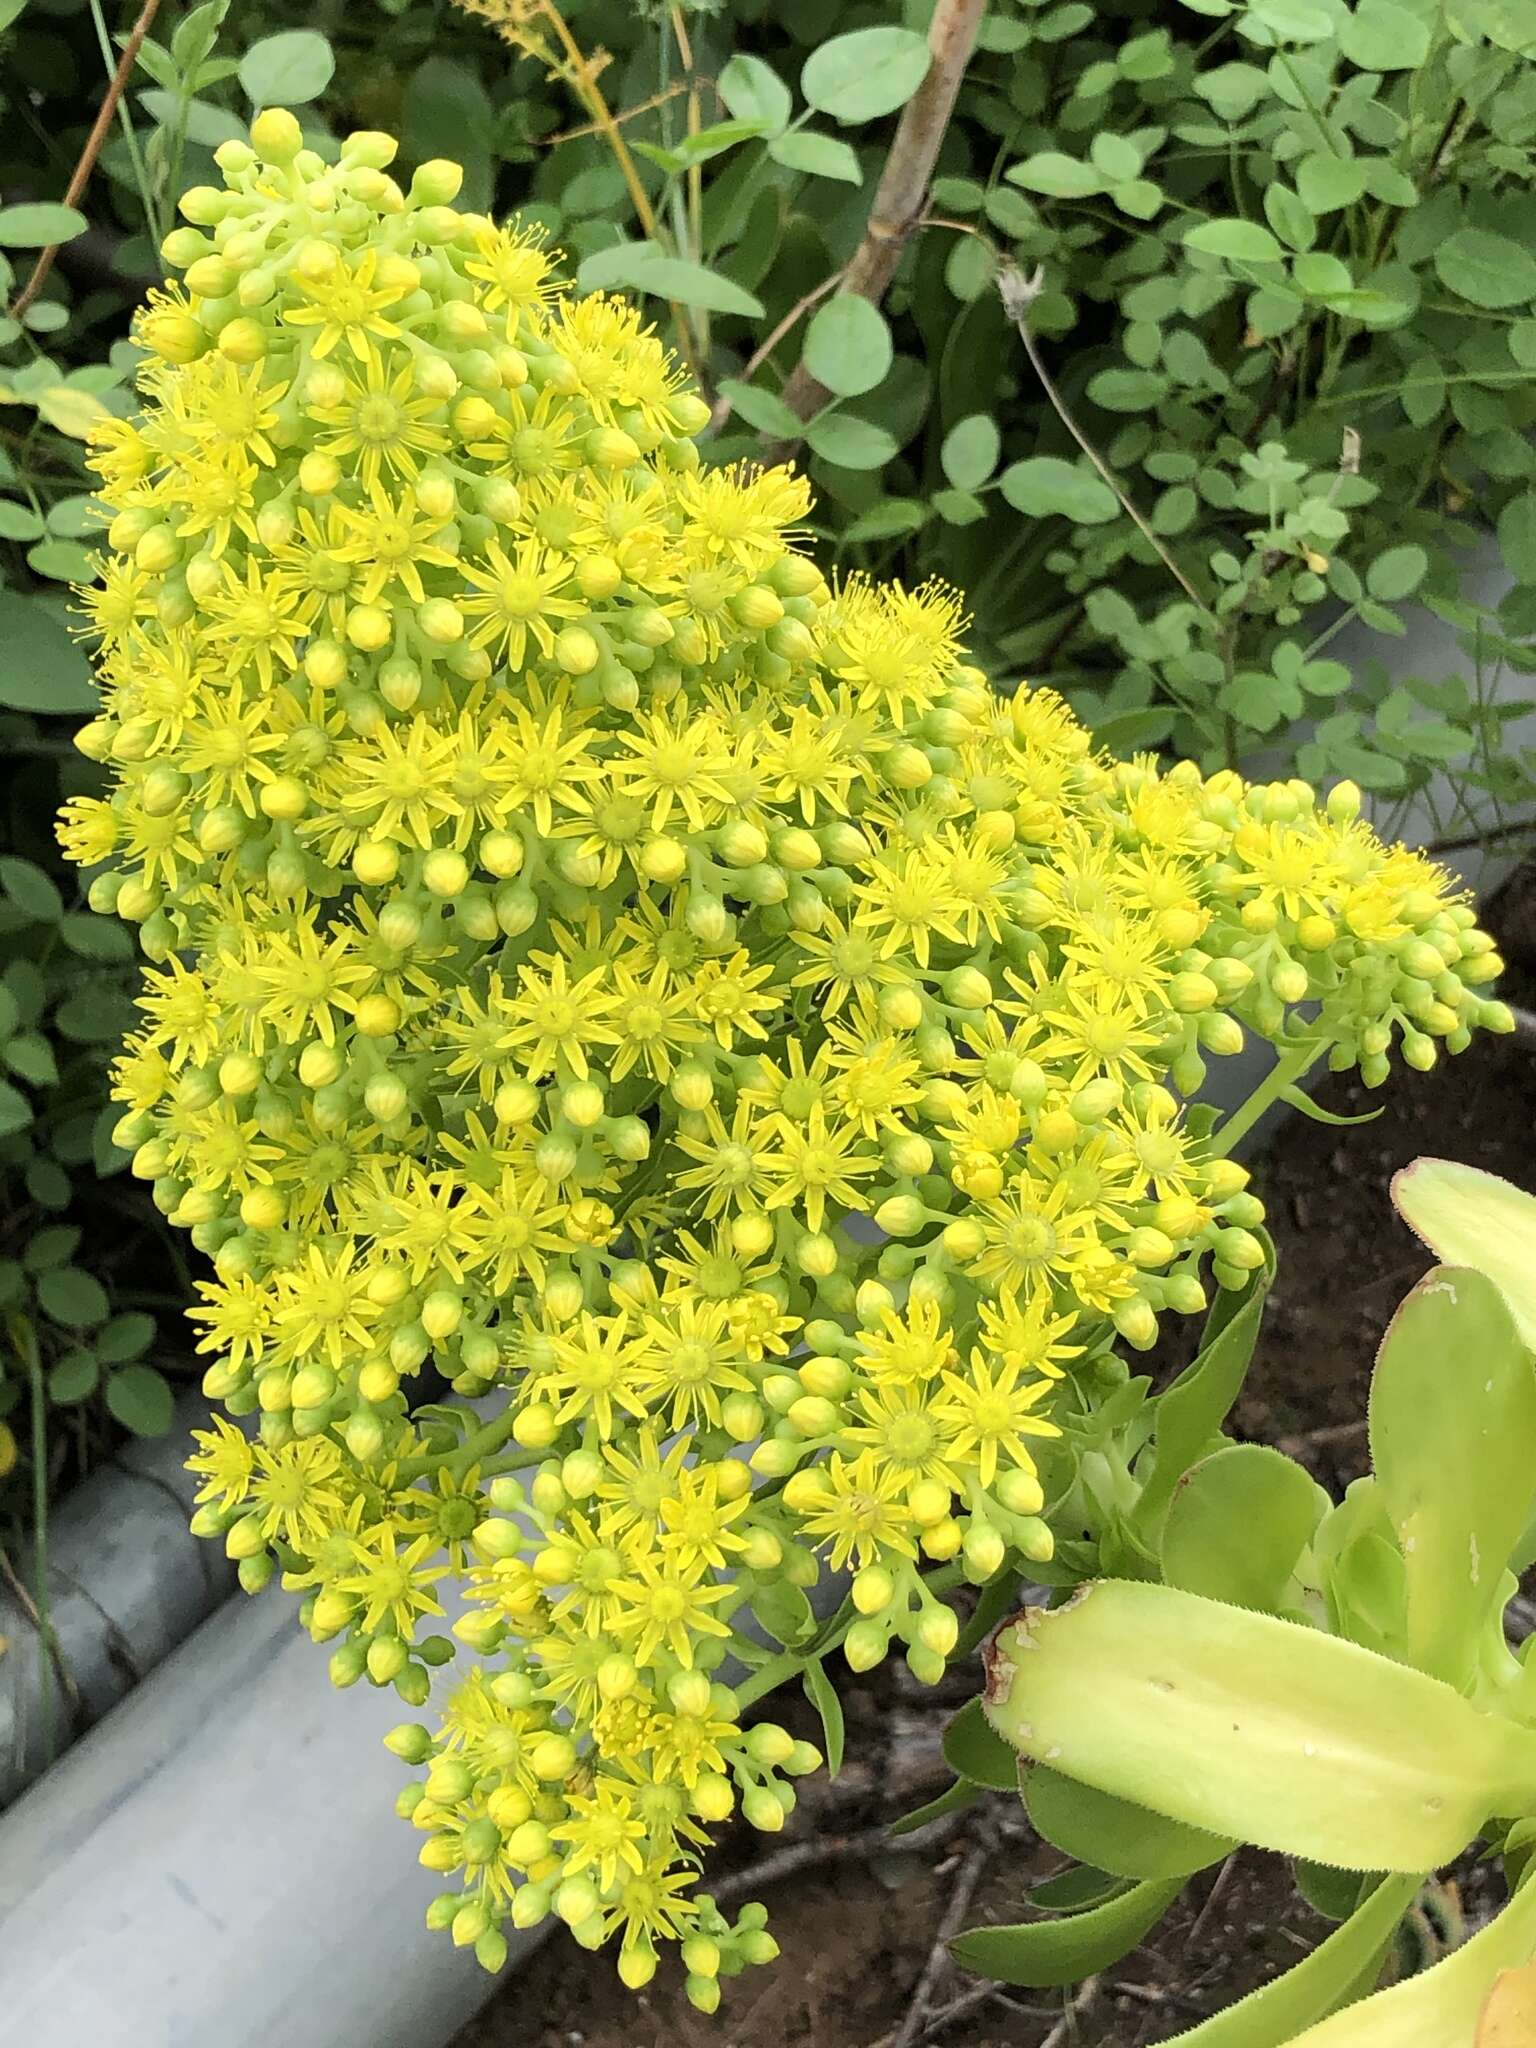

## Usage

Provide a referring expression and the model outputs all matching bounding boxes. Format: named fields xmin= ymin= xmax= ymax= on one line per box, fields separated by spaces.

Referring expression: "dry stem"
xmin=9 ymin=0 xmax=164 ymax=321
xmin=764 ymin=0 xmax=986 ymax=447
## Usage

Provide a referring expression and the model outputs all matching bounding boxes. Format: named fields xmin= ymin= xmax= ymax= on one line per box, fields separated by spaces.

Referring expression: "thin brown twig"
xmin=882 ymin=1978 xmax=1056 ymax=2046
xmin=1039 ymin=1973 xmax=1100 ymax=2048
xmin=890 ymin=1827 xmax=994 ymax=2048
xmin=711 ymin=1807 xmax=970 ymax=1907
xmin=0 ymin=1544 xmax=82 ymax=1714
xmin=544 ymin=80 xmax=688 ymax=145
xmin=1425 ymin=815 xmax=1536 ymax=856
xmin=1185 ymin=1854 xmax=1238 ymax=1947
xmin=997 ymin=260 xmax=1211 ymax=618
xmin=708 ymin=268 xmax=848 ymax=431
xmin=765 ymin=0 xmax=987 ymax=449
xmin=9 ymin=0 xmax=164 ymax=321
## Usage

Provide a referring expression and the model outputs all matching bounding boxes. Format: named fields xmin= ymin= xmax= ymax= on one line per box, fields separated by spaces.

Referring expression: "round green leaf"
xmin=933 ymin=488 xmax=986 ymax=525
xmin=717 ymin=380 xmax=803 ymax=439
xmin=1263 ymin=183 xmax=1316 ymax=251
xmin=0 ymin=203 xmax=88 ymax=249
xmin=0 ymin=500 xmax=44 ymax=541
xmin=4 ymin=1034 xmax=57 ymax=1087
xmin=803 ymin=296 xmax=893 ymax=398
xmin=58 ymin=911 xmax=133 ymax=961
xmin=0 ymin=592 xmax=96 ymax=713
xmin=801 ymin=27 xmax=931 ymax=124
xmin=1498 ymin=492 xmax=1536 ymax=583
xmin=1339 ymin=0 xmax=1432 ymax=69
xmin=1195 ymin=61 xmax=1273 ymax=121
xmin=1184 ymin=218 xmax=1284 ymax=264
xmin=0 ymin=857 xmax=63 ymax=922
xmin=803 ymin=412 xmax=899 ymax=469
xmin=1434 ymin=227 xmax=1536 ymax=309
xmin=1086 ymin=367 xmax=1169 ymax=411
xmin=238 ymin=29 xmax=335 ymax=107
xmin=97 ymin=1310 xmax=156 ymax=1363
xmin=767 ymin=132 xmax=862 ymax=183
xmin=106 ymin=1364 xmax=176 ymax=1438
xmin=717 ymin=52 xmax=791 ymax=135
xmin=0 ymin=1081 xmax=32 ymax=1139
xmin=1006 ymin=151 xmax=1104 ymax=198
xmin=48 ymin=1350 xmax=100 ymax=1405
xmin=1365 ymin=544 xmax=1428 ymax=601
xmin=27 ymin=539 xmax=95 ymax=584
xmin=941 ymin=413 xmax=1001 ymax=491
xmin=1000 ymin=456 xmax=1119 ymax=524
xmin=36 ymin=1265 xmax=110 ymax=1329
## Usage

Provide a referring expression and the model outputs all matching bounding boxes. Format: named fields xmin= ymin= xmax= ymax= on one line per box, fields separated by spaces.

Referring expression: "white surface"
xmin=0 ymin=1588 xmax=535 ymax=2048
xmin=1 ymin=1391 xmax=233 ymax=1808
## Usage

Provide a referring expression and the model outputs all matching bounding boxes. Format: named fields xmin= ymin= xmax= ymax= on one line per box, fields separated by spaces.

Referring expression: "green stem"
xmin=395 ymin=1405 xmax=527 ymax=1483
xmin=734 ymin=1564 xmax=965 ymax=1710
xmin=1210 ymin=1038 xmax=1328 ymax=1157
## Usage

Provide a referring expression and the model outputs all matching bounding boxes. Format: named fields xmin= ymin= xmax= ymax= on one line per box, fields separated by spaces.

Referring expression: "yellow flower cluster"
xmin=63 ymin=113 xmax=1509 ymax=1999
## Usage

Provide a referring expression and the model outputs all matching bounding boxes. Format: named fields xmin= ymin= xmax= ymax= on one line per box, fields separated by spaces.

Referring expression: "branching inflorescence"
xmin=60 ymin=112 xmax=1511 ymax=2004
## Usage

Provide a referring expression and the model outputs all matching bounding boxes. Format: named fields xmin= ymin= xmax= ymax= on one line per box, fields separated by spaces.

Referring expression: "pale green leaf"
xmin=716 ymin=52 xmax=791 ymax=135
xmin=1370 ymin=1267 xmax=1536 ymax=1686
xmin=941 ymin=413 xmax=1001 ymax=491
xmin=1025 ymin=1764 xmax=1233 ymax=1880
xmin=1287 ymin=1872 xmax=1536 ymax=2044
xmin=951 ymin=1876 xmax=1185 ymax=1988
xmin=1392 ymin=1158 xmax=1536 ymax=1348
xmin=1006 ymin=151 xmax=1105 ymax=198
xmin=0 ymin=203 xmax=88 ymax=248
xmin=983 ymin=1580 xmax=1536 ymax=1869
xmin=238 ymin=29 xmax=334 ymax=107
xmin=767 ymin=131 xmax=862 ymax=183
xmin=1161 ymin=1443 xmax=1320 ymax=1612
xmin=803 ymin=412 xmax=898 ymax=469
xmin=801 ymin=27 xmax=930 ymax=125
xmin=803 ymin=295 xmax=892 ymax=398
xmin=1184 ymin=217 xmax=1284 ymax=263
xmin=1340 ymin=0 xmax=1432 ymax=69
xmin=999 ymin=455 xmax=1119 ymax=523
xmin=1435 ymin=228 xmax=1536 ymax=309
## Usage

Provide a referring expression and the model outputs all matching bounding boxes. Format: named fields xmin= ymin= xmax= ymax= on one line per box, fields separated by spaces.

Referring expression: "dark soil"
xmin=455 ymin=869 xmax=1536 ymax=2048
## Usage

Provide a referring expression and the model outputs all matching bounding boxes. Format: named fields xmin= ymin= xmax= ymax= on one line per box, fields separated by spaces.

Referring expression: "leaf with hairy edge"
xmin=982 ymin=1581 xmax=1536 ymax=1870
xmin=943 ymin=1695 xmax=1022 ymax=1790
xmin=1161 ymin=1443 xmax=1321 ymax=1613
xmin=1029 ymin=1864 xmax=1129 ymax=1913
xmin=1131 ymin=1258 xmax=1271 ymax=1542
xmin=951 ymin=1875 xmax=1185 ymax=1987
xmin=1392 ymin=1159 xmax=1536 ymax=1347
xmin=887 ymin=1777 xmax=983 ymax=1837
xmin=1369 ymin=1267 xmax=1536 ymax=1688
xmin=1159 ymin=1873 xmax=1421 ymax=2045
xmin=1288 ymin=1872 xmax=1536 ymax=2044
xmin=1024 ymin=1764 xmax=1234 ymax=1880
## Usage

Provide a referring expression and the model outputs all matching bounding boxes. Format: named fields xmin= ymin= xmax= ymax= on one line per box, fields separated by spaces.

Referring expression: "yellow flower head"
xmin=63 ymin=111 xmax=1508 ymax=2005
